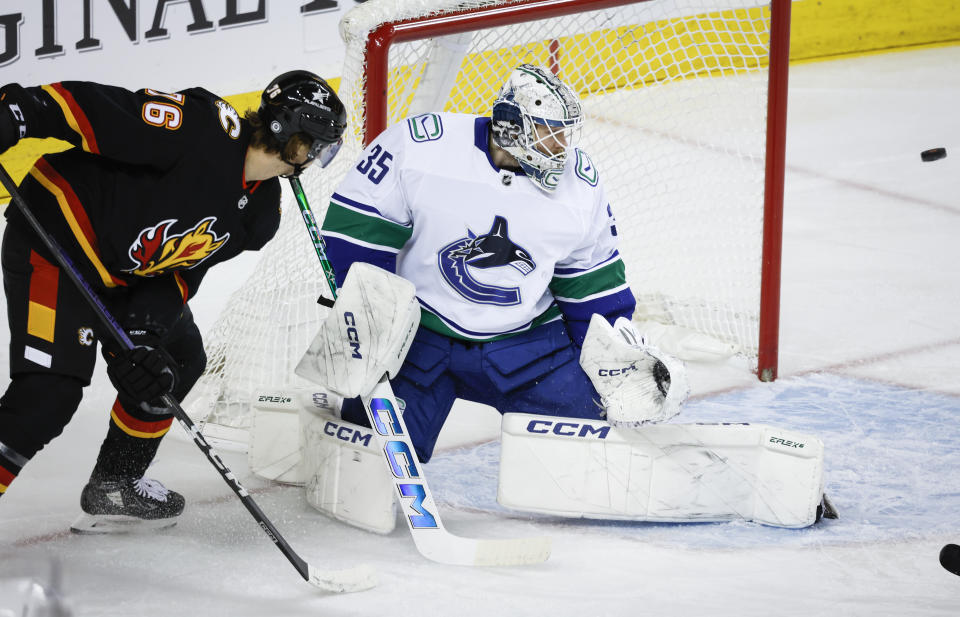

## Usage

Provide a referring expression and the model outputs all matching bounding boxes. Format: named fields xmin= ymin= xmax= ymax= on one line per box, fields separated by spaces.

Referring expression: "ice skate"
xmin=70 ymin=476 xmax=185 ymax=534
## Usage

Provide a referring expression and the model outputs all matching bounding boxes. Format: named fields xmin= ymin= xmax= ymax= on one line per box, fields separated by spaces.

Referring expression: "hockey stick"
xmin=290 ymin=177 xmax=551 ymax=566
xmin=0 ymin=163 xmax=375 ymax=593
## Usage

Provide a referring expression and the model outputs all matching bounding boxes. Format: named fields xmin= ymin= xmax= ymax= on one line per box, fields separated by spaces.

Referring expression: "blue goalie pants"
xmin=340 ymin=320 xmax=602 ymax=463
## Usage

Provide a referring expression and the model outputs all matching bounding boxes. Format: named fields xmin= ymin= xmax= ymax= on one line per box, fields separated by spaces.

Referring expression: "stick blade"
xmin=307 ymin=563 xmax=378 ymax=593
xmin=414 ymin=532 xmax=552 ymax=566
xmin=473 ymin=535 xmax=552 ymax=566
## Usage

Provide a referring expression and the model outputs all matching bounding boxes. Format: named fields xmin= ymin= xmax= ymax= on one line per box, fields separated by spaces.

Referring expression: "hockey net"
xmin=184 ymin=0 xmax=789 ymax=435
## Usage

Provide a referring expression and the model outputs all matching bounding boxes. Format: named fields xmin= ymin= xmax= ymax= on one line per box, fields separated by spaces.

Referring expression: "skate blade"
xmin=820 ymin=494 xmax=839 ymax=519
xmin=815 ymin=493 xmax=839 ymax=523
xmin=70 ymin=513 xmax=179 ymax=534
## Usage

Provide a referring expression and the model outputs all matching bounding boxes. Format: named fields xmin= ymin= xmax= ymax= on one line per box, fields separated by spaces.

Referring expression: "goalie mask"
xmin=491 ymin=64 xmax=583 ymax=192
xmin=260 ymin=70 xmax=347 ymax=175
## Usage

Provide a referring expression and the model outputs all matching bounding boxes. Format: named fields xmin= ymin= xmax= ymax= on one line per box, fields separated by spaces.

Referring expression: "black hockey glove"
xmin=0 ymin=84 xmax=28 ymax=153
xmin=104 ymin=330 xmax=178 ymax=411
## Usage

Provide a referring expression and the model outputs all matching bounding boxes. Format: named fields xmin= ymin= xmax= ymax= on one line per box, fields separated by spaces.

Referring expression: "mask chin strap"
xmin=280 ymin=153 xmax=311 ymax=178
xmin=280 ymin=166 xmax=305 ymax=179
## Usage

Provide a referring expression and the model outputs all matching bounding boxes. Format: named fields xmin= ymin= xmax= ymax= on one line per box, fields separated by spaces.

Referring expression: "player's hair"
xmin=245 ymin=109 xmax=313 ymax=162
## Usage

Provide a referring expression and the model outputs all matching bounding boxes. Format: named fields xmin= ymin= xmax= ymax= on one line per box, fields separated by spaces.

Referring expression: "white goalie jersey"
xmin=320 ymin=112 xmax=634 ymax=342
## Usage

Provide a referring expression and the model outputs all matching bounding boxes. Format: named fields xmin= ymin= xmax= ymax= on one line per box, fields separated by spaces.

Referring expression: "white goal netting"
xmin=185 ymin=0 xmax=785 ymax=433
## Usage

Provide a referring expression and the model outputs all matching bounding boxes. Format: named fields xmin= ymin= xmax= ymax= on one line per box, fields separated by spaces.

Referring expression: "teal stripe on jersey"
xmin=322 ymin=202 xmax=412 ymax=250
xmin=420 ymin=304 xmax=563 ymax=342
xmin=549 ymin=259 xmax=628 ymax=301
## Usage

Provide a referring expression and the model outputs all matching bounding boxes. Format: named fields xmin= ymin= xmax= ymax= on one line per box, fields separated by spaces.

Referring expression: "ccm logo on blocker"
xmin=344 ymin=311 xmax=362 ymax=359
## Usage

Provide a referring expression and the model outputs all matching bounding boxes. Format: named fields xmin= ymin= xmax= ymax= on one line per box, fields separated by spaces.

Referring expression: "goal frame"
xmin=358 ymin=0 xmax=791 ymax=381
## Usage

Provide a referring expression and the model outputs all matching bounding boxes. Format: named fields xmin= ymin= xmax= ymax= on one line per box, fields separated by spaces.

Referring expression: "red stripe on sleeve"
xmin=31 ymin=159 xmax=127 ymax=289
xmin=49 ymin=83 xmax=100 ymax=154
xmin=35 ymin=159 xmax=100 ymax=255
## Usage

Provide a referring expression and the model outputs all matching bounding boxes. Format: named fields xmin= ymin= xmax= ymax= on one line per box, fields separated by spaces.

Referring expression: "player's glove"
xmin=0 ymin=84 xmax=29 ymax=153
xmin=103 ymin=329 xmax=178 ymax=412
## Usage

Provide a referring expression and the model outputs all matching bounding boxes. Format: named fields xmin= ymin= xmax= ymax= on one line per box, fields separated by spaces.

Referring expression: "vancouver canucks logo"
xmin=437 ymin=216 xmax=535 ymax=306
xmin=125 ymin=218 xmax=229 ymax=277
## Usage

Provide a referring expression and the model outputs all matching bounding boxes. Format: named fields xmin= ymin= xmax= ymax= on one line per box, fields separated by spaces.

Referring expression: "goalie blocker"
xmin=295 ymin=262 xmax=420 ymax=399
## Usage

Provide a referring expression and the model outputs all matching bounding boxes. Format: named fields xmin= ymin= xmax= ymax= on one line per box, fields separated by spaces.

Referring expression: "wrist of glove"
xmin=103 ymin=329 xmax=178 ymax=411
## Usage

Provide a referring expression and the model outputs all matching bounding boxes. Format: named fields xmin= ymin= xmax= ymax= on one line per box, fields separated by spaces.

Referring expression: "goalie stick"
xmin=290 ymin=177 xmax=551 ymax=566
xmin=0 ymin=164 xmax=376 ymax=594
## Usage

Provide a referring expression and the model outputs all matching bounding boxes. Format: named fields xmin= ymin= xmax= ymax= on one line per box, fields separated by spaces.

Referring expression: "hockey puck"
xmin=940 ymin=543 xmax=960 ymax=576
xmin=921 ymin=147 xmax=947 ymax=162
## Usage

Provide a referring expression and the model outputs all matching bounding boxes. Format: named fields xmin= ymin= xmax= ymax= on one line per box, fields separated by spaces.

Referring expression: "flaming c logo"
xmin=125 ymin=217 xmax=229 ymax=276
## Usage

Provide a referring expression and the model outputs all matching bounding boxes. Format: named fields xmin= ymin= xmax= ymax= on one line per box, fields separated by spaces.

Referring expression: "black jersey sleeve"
xmin=13 ymin=81 xmax=224 ymax=171
xmin=0 ymin=83 xmax=72 ymax=144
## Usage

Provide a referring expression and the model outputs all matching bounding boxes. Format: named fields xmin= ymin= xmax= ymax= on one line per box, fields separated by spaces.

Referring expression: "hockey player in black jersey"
xmin=0 ymin=70 xmax=346 ymax=532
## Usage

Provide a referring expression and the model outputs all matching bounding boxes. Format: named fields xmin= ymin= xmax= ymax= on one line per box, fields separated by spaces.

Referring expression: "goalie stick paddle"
xmin=290 ymin=178 xmax=551 ymax=566
xmin=0 ymin=163 xmax=376 ymax=594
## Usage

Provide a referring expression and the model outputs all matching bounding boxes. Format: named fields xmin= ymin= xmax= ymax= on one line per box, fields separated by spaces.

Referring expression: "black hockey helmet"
xmin=259 ymin=69 xmax=347 ymax=169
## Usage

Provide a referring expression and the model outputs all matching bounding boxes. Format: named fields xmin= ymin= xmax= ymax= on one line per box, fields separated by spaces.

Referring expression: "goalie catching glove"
xmin=296 ymin=263 xmax=420 ymax=398
xmin=580 ymin=314 xmax=689 ymax=426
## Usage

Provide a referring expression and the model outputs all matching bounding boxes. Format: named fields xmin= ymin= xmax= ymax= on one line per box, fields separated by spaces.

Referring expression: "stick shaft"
xmin=290 ymin=177 xmax=339 ymax=299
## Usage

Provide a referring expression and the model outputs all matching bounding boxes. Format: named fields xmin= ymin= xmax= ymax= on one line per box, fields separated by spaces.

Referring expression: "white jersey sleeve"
xmin=321 ymin=122 xmax=416 ymax=285
xmin=330 ymin=122 xmax=412 ymax=228
xmin=549 ymin=149 xmax=635 ymax=343
xmin=558 ymin=172 xmax=620 ymax=272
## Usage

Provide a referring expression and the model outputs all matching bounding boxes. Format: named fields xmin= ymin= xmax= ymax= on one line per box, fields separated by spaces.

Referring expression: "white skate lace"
xmin=132 ymin=477 xmax=170 ymax=502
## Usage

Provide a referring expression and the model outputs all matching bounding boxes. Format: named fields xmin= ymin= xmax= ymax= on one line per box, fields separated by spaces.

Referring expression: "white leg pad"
xmin=248 ymin=388 xmax=342 ymax=485
xmin=497 ymin=413 xmax=825 ymax=528
xmin=250 ymin=390 xmax=306 ymax=485
xmin=300 ymin=408 xmax=397 ymax=534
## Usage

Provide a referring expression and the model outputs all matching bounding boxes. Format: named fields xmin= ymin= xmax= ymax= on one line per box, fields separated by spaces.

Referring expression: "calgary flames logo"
xmin=125 ymin=218 xmax=229 ymax=276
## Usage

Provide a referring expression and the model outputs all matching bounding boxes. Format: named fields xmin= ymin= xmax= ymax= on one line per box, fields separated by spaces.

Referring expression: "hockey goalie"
xmin=254 ymin=63 xmax=835 ymax=535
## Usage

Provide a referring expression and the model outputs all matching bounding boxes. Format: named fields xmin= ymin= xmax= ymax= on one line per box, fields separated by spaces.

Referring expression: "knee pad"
xmin=301 ymin=407 xmax=396 ymax=534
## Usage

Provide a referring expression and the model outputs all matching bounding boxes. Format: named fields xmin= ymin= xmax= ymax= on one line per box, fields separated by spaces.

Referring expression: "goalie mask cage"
xmin=184 ymin=0 xmax=790 ymax=434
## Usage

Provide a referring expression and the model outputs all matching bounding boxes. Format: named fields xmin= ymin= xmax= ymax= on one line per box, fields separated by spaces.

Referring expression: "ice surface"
xmin=2 ymin=46 xmax=960 ymax=616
